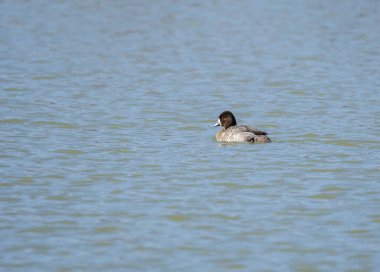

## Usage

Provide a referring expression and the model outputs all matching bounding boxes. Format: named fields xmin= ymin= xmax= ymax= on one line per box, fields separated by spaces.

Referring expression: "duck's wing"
xmin=229 ymin=130 xmax=271 ymax=143
xmin=240 ymin=125 xmax=268 ymax=135
xmin=218 ymin=129 xmax=256 ymax=142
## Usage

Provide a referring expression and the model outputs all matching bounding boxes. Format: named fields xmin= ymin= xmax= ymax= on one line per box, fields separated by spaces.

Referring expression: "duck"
xmin=212 ymin=111 xmax=271 ymax=143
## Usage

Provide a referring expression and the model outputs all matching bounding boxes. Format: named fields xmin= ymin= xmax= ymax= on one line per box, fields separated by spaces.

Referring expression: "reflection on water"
xmin=1 ymin=0 xmax=380 ymax=271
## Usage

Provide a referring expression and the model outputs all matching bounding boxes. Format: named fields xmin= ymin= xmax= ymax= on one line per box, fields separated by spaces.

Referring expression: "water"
xmin=1 ymin=0 xmax=380 ymax=271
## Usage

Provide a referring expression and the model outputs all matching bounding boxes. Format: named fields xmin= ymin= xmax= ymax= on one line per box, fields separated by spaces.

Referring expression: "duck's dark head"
xmin=213 ymin=111 xmax=237 ymax=129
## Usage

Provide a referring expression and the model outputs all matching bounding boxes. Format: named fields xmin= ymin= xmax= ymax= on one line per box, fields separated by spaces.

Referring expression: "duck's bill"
xmin=212 ymin=121 xmax=220 ymax=127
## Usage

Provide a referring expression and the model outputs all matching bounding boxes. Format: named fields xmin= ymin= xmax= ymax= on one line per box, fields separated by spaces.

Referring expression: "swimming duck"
xmin=213 ymin=111 xmax=271 ymax=143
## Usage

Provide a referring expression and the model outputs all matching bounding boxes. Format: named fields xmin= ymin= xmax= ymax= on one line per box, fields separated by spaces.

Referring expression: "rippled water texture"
xmin=1 ymin=0 xmax=380 ymax=271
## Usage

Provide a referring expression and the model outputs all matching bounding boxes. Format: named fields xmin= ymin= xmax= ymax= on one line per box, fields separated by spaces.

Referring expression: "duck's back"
xmin=216 ymin=125 xmax=271 ymax=143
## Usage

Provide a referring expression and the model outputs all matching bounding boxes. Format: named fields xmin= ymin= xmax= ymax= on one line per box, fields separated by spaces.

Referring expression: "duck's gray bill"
xmin=212 ymin=122 xmax=220 ymax=127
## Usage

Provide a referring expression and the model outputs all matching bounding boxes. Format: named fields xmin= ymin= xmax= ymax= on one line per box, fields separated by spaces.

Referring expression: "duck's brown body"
xmin=216 ymin=125 xmax=271 ymax=143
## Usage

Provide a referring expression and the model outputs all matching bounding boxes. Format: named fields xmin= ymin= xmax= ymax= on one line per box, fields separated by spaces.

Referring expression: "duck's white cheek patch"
xmin=218 ymin=118 xmax=221 ymax=125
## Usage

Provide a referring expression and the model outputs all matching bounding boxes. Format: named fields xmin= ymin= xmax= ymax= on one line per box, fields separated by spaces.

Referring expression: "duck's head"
xmin=213 ymin=111 xmax=237 ymax=129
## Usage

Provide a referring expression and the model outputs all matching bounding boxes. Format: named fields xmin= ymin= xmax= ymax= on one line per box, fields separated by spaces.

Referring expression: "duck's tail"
xmin=250 ymin=135 xmax=271 ymax=143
